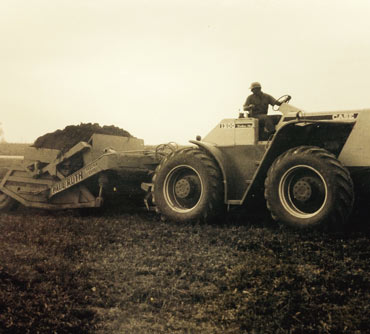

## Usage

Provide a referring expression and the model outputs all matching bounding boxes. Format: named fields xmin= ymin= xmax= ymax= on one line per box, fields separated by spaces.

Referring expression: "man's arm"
xmin=267 ymin=94 xmax=280 ymax=106
xmin=243 ymin=96 xmax=255 ymax=111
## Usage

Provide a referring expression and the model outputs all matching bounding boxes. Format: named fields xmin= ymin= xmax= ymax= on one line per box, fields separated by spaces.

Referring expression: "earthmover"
xmin=0 ymin=134 xmax=168 ymax=211
xmin=1 ymin=96 xmax=370 ymax=229
xmin=148 ymin=95 xmax=370 ymax=228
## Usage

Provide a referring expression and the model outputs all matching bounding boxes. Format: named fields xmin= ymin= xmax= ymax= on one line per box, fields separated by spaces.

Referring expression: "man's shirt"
xmin=244 ymin=92 xmax=277 ymax=116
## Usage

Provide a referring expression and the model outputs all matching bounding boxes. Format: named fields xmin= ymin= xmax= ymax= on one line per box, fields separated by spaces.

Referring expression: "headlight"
xmin=296 ymin=111 xmax=304 ymax=119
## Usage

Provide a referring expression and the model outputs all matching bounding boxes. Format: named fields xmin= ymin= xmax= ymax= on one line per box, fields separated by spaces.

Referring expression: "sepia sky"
xmin=1 ymin=0 xmax=370 ymax=144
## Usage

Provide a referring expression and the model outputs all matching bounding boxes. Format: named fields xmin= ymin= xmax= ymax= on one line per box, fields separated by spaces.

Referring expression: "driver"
xmin=243 ymin=82 xmax=285 ymax=136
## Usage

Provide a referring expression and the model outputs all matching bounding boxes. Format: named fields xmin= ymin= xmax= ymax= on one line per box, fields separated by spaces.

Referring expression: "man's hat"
xmin=250 ymin=82 xmax=261 ymax=90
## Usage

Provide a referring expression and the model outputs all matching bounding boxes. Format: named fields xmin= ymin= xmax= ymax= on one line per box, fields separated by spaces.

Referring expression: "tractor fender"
xmin=189 ymin=140 xmax=230 ymax=203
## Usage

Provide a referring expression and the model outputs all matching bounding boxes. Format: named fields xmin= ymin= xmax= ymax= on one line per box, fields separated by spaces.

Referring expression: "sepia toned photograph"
xmin=0 ymin=0 xmax=369 ymax=333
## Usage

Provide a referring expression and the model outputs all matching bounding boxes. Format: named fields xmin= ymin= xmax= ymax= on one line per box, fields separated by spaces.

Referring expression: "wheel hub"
xmin=174 ymin=178 xmax=192 ymax=198
xmin=164 ymin=165 xmax=203 ymax=213
xmin=279 ymin=165 xmax=328 ymax=219
xmin=292 ymin=179 xmax=312 ymax=201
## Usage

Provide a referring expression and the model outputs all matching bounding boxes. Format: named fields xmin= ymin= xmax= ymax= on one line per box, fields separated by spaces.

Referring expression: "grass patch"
xmin=0 ymin=209 xmax=369 ymax=333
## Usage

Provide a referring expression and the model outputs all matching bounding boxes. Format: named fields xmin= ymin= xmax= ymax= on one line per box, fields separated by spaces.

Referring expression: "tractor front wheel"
xmin=264 ymin=146 xmax=354 ymax=229
xmin=152 ymin=148 xmax=224 ymax=223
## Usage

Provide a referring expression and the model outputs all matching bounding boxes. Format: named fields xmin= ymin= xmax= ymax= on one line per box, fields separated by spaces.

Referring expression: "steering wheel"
xmin=155 ymin=142 xmax=178 ymax=160
xmin=273 ymin=95 xmax=291 ymax=111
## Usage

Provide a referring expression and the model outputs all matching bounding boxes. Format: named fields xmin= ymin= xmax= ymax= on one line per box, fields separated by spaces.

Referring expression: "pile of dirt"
xmin=32 ymin=123 xmax=132 ymax=152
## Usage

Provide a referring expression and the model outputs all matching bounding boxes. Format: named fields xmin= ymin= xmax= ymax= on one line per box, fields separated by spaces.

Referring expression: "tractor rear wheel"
xmin=152 ymin=148 xmax=223 ymax=223
xmin=264 ymin=146 xmax=354 ymax=229
xmin=0 ymin=190 xmax=17 ymax=211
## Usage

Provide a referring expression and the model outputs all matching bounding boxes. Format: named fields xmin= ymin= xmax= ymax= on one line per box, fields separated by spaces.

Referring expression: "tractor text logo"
xmin=332 ymin=113 xmax=357 ymax=120
xmin=84 ymin=162 xmax=99 ymax=177
xmin=50 ymin=161 xmax=100 ymax=196
xmin=219 ymin=123 xmax=235 ymax=129
xmin=50 ymin=171 xmax=84 ymax=195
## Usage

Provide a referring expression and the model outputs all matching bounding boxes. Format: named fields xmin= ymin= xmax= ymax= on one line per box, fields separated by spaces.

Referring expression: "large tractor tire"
xmin=0 ymin=190 xmax=18 ymax=212
xmin=152 ymin=147 xmax=224 ymax=223
xmin=264 ymin=146 xmax=354 ymax=229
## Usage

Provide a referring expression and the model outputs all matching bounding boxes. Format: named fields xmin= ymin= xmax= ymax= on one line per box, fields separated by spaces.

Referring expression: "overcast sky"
xmin=1 ymin=0 xmax=370 ymax=144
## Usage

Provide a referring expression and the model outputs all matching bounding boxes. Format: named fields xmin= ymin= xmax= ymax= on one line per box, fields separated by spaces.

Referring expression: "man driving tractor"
xmin=243 ymin=82 xmax=289 ymax=138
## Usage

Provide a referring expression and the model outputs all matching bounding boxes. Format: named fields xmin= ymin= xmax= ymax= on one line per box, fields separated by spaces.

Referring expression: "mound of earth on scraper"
xmin=32 ymin=123 xmax=133 ymax=153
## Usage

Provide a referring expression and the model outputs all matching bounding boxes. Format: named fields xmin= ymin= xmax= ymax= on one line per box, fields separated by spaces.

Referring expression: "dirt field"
xmin=0 ymin=207 xmax=369 ymax=334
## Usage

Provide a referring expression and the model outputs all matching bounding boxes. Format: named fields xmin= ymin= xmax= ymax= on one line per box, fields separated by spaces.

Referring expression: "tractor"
xmin=149 ymin=95 xmax=369 ymax=229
